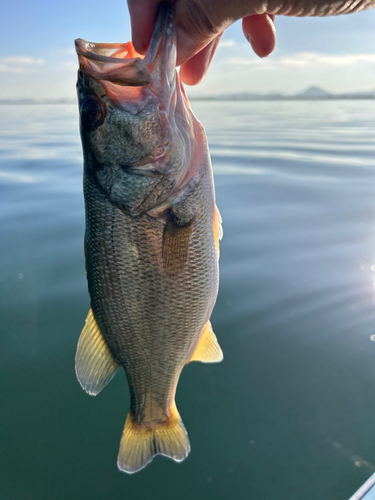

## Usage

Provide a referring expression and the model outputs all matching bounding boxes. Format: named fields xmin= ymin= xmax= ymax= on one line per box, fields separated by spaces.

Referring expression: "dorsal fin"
xmin=75 ymin=309 xmax=119 ymax=396
xmin=213 ymin=205 xmax=223 ymax=258
xmin=189 ymin=321 xmax=223 ymax=363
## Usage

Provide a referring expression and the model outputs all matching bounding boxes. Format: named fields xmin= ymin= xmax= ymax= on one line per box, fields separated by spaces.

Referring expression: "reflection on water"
xmin=1 ymin=101 xmax=375 ymax=500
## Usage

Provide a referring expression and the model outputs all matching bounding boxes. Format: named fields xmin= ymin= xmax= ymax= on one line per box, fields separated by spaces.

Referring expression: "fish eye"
xmin=80 ymin=96 xmax=106 ymax=128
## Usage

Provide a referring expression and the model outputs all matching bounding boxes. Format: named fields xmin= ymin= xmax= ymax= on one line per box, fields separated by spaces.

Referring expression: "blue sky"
xmin=1 ymin=0 xmax=374 ymax=98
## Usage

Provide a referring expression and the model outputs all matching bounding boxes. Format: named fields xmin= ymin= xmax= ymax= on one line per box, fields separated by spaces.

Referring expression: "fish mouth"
xmin=75 ymin=2 xmax=176 ymax=91
xmin=76 ymin=2 xmax=195 ymax=198
xmin=75 ymin=40 xmax=152 ymax=86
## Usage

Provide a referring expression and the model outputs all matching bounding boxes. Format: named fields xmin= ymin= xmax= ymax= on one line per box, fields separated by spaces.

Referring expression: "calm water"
xmin=1 ymin=101 xmax=375 ymax=500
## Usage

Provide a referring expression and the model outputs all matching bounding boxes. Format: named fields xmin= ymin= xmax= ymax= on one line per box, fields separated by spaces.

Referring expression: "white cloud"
xmin=187 ymin=47 xmax=375 ymax=97
xmin=218 ymin=39 xmax=237 ymax=49
xmin=0 ymin=45 xmax=374 ymax=100
xmin=223 ymin=51 xmax=375 ymax=68
xmin=223 ymin=56 xmax=261 ymax=66
xmin=0 ymin=56 xmax=45 ymax=73
xmin=279 ymin=52 xmax=375 ymax=67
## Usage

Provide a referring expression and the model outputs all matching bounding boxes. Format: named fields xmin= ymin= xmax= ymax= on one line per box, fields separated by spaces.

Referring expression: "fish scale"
xmin=74 ymin=2 xmax=223 ymax=474
xmin=85 ymin=165 xmax=217 ymax=410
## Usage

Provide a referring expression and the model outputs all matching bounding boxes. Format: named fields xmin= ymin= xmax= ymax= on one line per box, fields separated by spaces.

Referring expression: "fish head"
xmin=76 ymin=3 xmax=201 ymax=217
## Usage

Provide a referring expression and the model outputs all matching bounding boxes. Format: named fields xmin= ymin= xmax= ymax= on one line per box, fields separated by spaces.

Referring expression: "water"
xmin=1 ymin=101 xmax=375 ymax=500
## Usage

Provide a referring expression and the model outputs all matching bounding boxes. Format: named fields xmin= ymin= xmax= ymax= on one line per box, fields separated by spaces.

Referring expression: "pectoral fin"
xmin=213 ymin=205 xmax=223 ymax=259
xmin=75 ymin=309 xmax=119 ymax=396
xmin=190 ymin=321 xmax=223 ymax=363
xmin=162 ymin=213 xmax=194 ymax=276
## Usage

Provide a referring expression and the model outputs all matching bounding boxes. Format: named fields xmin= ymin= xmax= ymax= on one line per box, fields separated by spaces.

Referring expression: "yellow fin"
xmin=75 ymin=309 xmax=119 ymax=396
xmin=190 ymin=321 xmax=223 ymax=363
xmin=213 ymin=205 xmax=223 ymax=258
xmin=117 ymin=403 xmax=190 ymax=474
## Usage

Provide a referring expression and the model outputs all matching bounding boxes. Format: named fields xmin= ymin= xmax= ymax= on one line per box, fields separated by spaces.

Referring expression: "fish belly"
xmin=83 ymin=168 xmax=218 ymax=424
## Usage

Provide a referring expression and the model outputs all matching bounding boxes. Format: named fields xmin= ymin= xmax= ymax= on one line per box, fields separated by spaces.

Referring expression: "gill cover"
xmin=75 ymin=3 xmax=197 ymax=217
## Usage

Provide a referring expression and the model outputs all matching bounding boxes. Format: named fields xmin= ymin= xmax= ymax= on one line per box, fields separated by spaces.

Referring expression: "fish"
xmin=74 ymin=3 xmax=223 ymax=474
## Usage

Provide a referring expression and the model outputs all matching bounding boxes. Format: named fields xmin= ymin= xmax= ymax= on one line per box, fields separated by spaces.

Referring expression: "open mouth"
xmin=75 ymin=3 xmax=175 ymax=88
xmin=75 ymin=39 xmax=152 ymax=87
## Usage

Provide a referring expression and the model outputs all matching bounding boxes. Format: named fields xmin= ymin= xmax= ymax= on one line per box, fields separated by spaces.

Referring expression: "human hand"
xmin=127 ymin=0 xmax=375 ymax=85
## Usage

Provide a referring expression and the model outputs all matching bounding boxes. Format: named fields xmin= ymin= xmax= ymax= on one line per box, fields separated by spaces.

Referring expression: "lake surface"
xmin=1 ymin=100 xmax=375 ymax=500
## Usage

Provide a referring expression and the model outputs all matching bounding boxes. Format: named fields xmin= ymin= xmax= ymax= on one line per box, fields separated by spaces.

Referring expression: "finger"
xmin=179 ymin=35 xmax=222 ymax=86
xmin=174 ymin=1 xmax=274 ymax=66
xmin=127 ymin=0 xmax=160 ymax=55
xmin=242 ymin=14 xmax=276 ymax=58
xmin=175 ymin=0 xmax=234 ymax=66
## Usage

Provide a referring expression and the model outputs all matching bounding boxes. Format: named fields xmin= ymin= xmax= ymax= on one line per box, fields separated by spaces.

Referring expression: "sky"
xmin=0 ymin=0 xmax=374 ymax=99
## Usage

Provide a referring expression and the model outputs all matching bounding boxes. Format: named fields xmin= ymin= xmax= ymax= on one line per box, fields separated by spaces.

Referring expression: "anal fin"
xmin=190 ymin=321 xmax=223 ymax=363
xmin=75 ymin=309 xmax=119 ymax=396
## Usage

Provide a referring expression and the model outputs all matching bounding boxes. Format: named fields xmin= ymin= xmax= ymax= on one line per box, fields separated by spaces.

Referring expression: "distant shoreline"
xmin=190 ymin=95 xmax=375 ymax=101
xmin=1 ymin=96 xmax=374 ymax=105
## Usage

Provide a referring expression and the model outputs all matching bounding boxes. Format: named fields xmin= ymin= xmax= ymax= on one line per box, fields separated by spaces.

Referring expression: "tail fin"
xmin=117 ymin=403 xmax=190 ymax=474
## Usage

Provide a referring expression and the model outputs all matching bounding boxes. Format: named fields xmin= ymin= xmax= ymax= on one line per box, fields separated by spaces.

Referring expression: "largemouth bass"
xmin=75 ymin=3 xmax=223 ymax=474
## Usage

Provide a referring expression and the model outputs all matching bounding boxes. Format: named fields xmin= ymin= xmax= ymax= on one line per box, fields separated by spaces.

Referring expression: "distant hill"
xmin=1 ymin=88 xmax=375 ymax=105
xmin=345 ymin=89 xmax=375 ymax=98
xmin=296 ymin=86 xmax=330 ymax=97
xmin=190 ymin=87 xmax=375 ymax=101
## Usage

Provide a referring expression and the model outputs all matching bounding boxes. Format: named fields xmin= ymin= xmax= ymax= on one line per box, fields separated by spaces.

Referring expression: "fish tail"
xmin=117 ymin=402 xmax=190 ymax=474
